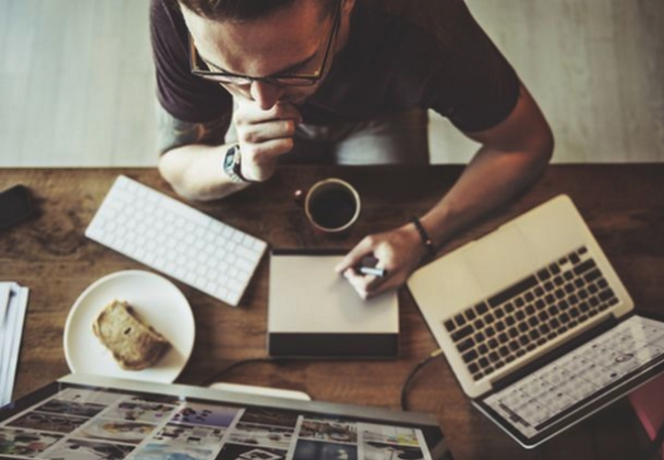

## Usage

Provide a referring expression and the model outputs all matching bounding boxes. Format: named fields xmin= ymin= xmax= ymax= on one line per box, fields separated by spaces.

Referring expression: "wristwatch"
xmin=222 ymin=144 xmax=253 ymax=183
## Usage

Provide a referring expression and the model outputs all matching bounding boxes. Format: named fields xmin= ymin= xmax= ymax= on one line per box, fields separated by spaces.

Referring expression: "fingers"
xmin=232 ymin=101 xmax=302 ymax=182
xmin=334 ymin=237 xmax=375 ymax=274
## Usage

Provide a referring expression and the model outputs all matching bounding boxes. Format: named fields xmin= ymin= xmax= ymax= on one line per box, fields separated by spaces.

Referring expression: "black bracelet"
xmin=410 ymin=216 xmax=436 ymax=259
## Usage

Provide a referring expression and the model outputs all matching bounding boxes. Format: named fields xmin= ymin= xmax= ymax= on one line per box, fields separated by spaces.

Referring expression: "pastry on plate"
xmin=92 ymin=300 xmax=170 ymax=370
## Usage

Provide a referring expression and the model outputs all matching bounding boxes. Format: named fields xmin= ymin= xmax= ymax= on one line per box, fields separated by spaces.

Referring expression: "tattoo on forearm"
xmin=157 ymin=105 xmax=230 ymax=155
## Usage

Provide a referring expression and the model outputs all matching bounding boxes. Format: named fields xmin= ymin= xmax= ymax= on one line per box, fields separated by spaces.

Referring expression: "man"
xmin=150 ymin=0 xmax=554 ymax=300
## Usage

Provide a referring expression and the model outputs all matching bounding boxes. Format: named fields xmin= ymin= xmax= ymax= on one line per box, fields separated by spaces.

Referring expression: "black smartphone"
xmin=0 ymin=184 xmax=34 ymax=232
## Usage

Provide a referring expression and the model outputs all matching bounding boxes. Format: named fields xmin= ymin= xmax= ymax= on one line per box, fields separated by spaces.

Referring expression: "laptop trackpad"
xmin=463 ymin=226 xmax=538 ymax=295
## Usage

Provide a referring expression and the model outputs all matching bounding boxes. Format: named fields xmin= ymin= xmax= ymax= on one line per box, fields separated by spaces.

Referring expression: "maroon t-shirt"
xmin=150 ymin=0 xmax=520 ymax=132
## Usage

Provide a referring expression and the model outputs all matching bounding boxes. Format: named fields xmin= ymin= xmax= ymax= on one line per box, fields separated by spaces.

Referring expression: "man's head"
xmin=178 ymin=0 xmax=336 ymax=22
xmin=180 ymin=0 xmax=355 ymax=109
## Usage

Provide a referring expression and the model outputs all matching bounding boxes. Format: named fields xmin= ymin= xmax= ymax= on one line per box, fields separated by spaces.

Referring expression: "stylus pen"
xmin=357 ymin=266 xmax=387 ymax=278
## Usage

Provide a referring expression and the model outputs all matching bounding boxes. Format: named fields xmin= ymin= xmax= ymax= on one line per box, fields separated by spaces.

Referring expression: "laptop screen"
xmin=0 ymin=375 xmax=453 ymax=460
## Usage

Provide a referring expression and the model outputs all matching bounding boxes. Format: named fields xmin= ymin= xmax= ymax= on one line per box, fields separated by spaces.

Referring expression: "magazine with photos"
xmin=0 ymin=386 xmax=444 ymax=460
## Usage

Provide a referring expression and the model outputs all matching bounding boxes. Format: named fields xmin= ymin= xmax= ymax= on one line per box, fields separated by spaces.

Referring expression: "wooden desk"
xmin=1 ymin=165 xmax=663 ymax=459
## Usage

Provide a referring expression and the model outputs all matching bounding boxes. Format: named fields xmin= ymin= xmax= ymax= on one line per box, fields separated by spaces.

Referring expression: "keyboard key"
xmin=458 ymin=338 xmax=475 ymax=352
xmin=570 ymin=253 xmax=581 ymax=265
xmin=537 ymin=268 xmax=551 ymax=282
xmin=488 ymin=338 xmax=499 ymax=349
xmin=466 ymin=309 xmax=477 ymax=321
xmin=468 ymin=363 xmax=479 ymax=374
xmin=454 ymin=313 xmax=467 ymax=327
xmin=451 ymin=325 xmax=474 ymax=342
xmin=444 ymin=319 xmax=456 ymax=332
xmin=599 ymin=288 xmax=616 ymax=301
xmin=463 ymin=349 xmax=478 ymax=363
xmin=474 ymin=319 xmax=485 ymax=329
xmin=478 ymin=344 xmax=489 ymax=355
xmin=573 ymin=259 xmax=596 ymax=276
xmin=476 ymin=302 xmax=489 ymax=314
xmin=474 ymin=332 xmax=485 ymax=343
xmin=584 ymin=269 xmax=602 ymax=283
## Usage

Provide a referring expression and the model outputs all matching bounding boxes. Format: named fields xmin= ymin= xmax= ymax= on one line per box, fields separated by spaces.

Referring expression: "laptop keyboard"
xmin=443 ymin=246 xmax=619 ymax=381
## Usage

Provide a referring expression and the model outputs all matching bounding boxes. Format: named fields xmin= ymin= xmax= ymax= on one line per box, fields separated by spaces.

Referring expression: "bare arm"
xmin=419 ymin=83 xmax=554 ymax=245
xmin=157 ymin=106 xmax=249 ymax=201
xmin=337 ymin=83 xmax=554 ymax=299
xmin=157 ymin=98 xmax=301 ymax=201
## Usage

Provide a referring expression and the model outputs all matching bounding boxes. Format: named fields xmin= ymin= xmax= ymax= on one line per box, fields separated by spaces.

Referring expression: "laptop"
xmin=408 ymin=195 xmax=664 ymax=448
xmin=0 ymin=373 xmax=454 ymax=460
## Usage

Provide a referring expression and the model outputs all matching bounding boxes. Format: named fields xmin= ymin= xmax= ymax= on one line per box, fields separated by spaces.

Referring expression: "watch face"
xmin=224 ymin=154 xmax=234 ymax=169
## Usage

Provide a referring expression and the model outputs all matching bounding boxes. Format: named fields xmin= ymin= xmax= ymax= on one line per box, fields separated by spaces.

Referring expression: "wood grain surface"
xmin=1 ymin=165 xmax=663 ymax=459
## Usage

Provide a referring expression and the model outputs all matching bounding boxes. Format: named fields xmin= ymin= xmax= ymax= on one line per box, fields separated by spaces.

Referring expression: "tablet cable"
xmin=401 ymin=349 xmax=444 ymax=411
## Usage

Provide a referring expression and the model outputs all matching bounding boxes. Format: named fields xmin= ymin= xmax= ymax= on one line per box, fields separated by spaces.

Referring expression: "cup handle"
xmin=294 ymin=189 xmax=306 ymax=207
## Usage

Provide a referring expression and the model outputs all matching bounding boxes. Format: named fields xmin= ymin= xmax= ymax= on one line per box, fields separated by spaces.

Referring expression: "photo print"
xmin=363 ymin=442 xmax=424 ymax=460
xmin=34 ymin=399 xmax=106 ymax=419
xmin=39 ymin=438 xmax=135 ymax=460
xmin=132 ymin=442 xmax=215 ymax=460
xmin=103 ymin=401 xmax=177 ymax=423
xmin=358 ymin=424 xmax=420 ymax=447
xmin=228 ymin=422 xmax=293 ymax=450
xmin=170 ymin=402 xmax=240 ymax=429
xmin=239 ymin=409 xmax=299 ymax=429
xmin=293 ymin=439 xmax=358 ymax=460
xmin=77 ymin=418 xmax=157 ymax=444
xmin=55 ymin=388 xmax=127 ymax=406
xmin=217 ymin=443 xmax=288 ymax=460
xmin=0 ymin=427 xmax=61 ymax=457
xmin=124 ymin=394 xmax=181 ymax=406
xmin=299 ymin=418 xmax=357 ymax=444
xmin=7 ymin=411 xmax=87 ymax=434
xmin=153 ymin=423 xmax=225 ymax=448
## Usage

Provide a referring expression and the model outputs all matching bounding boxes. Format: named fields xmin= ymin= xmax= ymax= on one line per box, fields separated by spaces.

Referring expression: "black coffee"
xmin=309 ymin=188 xmax=357 ymax=229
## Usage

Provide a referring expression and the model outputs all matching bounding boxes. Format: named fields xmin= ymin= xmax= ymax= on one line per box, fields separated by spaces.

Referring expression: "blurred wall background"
xmin=1 ymin=0 xmax=662 ymax=167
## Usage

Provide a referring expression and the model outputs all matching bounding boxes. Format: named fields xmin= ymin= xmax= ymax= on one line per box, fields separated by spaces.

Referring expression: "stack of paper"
xmin=0 ymin=282 xmax=29 ymax=407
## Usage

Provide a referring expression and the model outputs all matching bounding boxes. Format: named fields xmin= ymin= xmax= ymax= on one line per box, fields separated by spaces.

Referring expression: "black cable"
xmin=199 ymin=357 xmax=288 ymax=387
xmin=401 ymin=349 xmax=444 ymax=411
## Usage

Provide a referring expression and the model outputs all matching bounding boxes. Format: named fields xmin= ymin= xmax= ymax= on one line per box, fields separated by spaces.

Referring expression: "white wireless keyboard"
xmin=85 ymin=175 xmax=268 ymax=306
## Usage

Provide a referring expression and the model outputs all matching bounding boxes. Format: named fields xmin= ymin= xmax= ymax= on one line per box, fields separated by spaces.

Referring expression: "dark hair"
xmin=177 ymin=0 xmax=337 ymax=22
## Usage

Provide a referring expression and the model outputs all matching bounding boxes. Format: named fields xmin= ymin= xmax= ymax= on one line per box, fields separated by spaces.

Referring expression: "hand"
xmin=232 ymin=98 xmax=302 ymax=182
xmin=335 ymin=223 xmax=428 ymax=300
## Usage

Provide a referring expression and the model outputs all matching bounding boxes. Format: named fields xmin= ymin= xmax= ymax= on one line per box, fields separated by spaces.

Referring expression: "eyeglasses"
xmin=189 ymin=1 xmax=341 ymax=87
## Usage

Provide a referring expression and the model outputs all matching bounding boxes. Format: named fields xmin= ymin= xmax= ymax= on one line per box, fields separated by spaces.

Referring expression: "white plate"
xmin=64 ymin=270 xmax=195 ymax=383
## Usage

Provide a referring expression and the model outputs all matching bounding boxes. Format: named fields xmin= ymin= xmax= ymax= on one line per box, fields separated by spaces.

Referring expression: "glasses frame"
xmin=189 ymin=0 xmax=341 ymax=87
